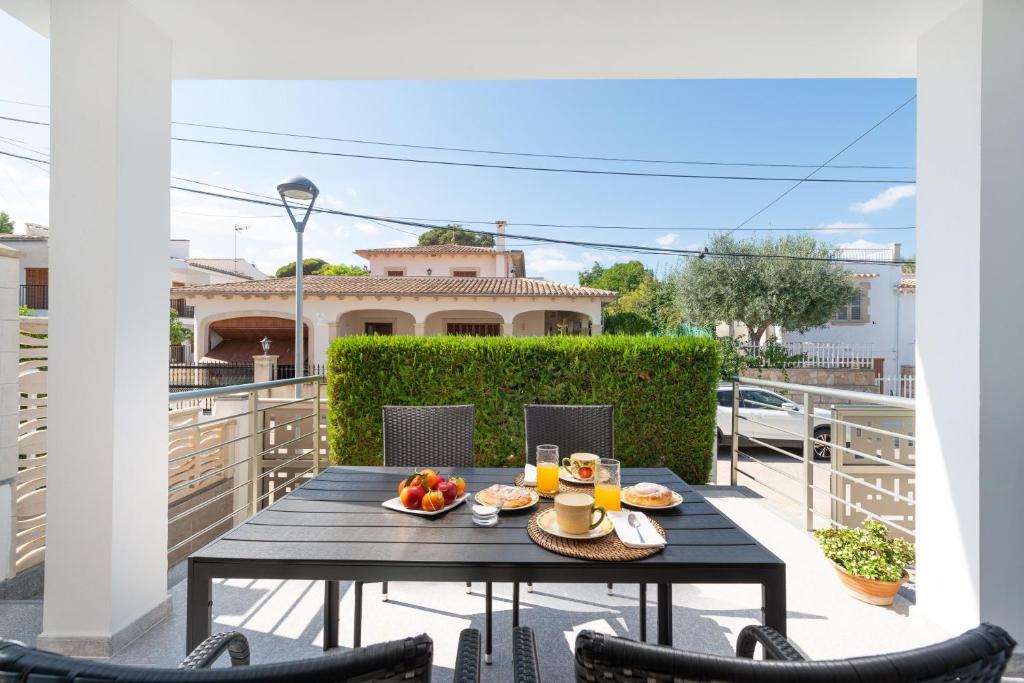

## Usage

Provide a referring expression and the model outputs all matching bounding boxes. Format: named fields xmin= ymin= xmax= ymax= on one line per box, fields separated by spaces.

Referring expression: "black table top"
xmin=191 ymin=467 xmax=783 ymax=582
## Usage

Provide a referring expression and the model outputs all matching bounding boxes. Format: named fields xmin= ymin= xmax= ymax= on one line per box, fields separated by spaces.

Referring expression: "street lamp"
xmin=277 ymin=175 xmax=319 ymax=394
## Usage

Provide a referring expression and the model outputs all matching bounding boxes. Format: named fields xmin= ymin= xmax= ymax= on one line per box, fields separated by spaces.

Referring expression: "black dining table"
xmin=186 ymin=466 xmax=786 ymax=659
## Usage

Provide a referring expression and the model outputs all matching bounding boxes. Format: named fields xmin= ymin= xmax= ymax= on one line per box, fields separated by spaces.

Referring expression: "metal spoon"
xmin=628 ymin=512 xmax=646 ymax=543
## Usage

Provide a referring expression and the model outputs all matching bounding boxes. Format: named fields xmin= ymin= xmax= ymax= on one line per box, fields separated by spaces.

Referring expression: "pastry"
xmin=477 ymin=484 xmax=536 ymax=509
xmin=624 ymin=482 xmax=675 ymax=507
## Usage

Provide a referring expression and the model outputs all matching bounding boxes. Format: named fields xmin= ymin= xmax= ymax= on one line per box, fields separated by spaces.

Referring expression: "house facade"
xmin=175 ymin=244 xmax=616 ymax=366
xmin=779 ymin=244 xmax=915 ymax=378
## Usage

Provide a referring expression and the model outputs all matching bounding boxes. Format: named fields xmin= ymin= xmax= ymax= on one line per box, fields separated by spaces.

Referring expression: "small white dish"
xmin=381 ymin=493 xmax=469 ymax=516
xmin=558 ymin=466 xmax=595 ymax=485
xmin=535 ymin=508 xmax=614 ymax=540
xmin=620 ymin=487 xmax=684 ymax=510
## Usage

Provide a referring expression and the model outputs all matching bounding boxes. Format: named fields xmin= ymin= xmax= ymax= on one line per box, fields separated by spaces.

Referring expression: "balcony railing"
xmin=727 ymin=376 xmax=915 ymax=539
xmin=739 ymin=341 xmax=874 ymax=369
xmin=167 ymin=374 xmax=326 ymax=563
xmin=170 ymin=297 xmax=194 ymax=318
xmin=19 ymin=284 xmax=48 ymax=310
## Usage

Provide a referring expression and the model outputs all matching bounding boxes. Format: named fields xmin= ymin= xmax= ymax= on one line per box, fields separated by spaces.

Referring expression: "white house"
xmin=780 ymin=243 xmax=915 ymax=378
xmin=174 ymin=242 xmax=616 ymax=366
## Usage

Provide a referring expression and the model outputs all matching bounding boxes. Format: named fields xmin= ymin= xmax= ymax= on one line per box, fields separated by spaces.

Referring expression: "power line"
xmin=3 ymin=99 xmax=914 ymax=170
xmin=170 ymin=183 xmax=912 ymax=266
xmin=728 ymin=95 xmax=917 ymax=233
xmin=2 ymin=114 xmax=914 ymax=183
xmin=0 ymin=98 xmax=49 ymax=109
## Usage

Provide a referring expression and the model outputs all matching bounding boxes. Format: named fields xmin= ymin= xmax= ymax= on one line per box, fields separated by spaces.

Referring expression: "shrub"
xmin=814 ymin=520 xmax=915 ymax=583
xmin=327 ymin=335 xmax=719 ymax=483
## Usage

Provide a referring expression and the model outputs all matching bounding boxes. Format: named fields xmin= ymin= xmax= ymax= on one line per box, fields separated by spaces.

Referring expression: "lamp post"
xmin=260 ymin=336 xmax=272 ymax=356
xmin=277 ymin=175 xmax=319 ymax=395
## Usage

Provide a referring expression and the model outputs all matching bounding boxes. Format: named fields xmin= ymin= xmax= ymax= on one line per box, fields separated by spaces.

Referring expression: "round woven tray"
xmin=514 ymin=473 xmax=591 ymax=498
xmin=527 ymin=511 xmax=666 ymax=561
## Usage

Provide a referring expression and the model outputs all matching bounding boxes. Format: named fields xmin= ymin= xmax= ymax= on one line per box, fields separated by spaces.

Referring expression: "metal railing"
xmin=170 ymin=297 xmax=194 ymax=318
xmin=739 ymin=341 xmax=874 ymax=369
xmin=20 ymin=284 xmax=48 ymax=310
xmin=876 ymin=374 xmax=916 ymax=398
xmin=727 ymin=376 xmax=915 ymax=539
xmin=166 ymin=374 xmax=325 ymax=563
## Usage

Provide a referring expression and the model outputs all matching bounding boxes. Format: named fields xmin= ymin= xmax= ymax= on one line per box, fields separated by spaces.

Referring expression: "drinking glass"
xmin=594 ymin=458 xmax=621 ymax=511
xmin=536 ymin=444 xmax=560 ymax=495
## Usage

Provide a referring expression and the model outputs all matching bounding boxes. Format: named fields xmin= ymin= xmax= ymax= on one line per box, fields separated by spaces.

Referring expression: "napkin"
xmin=608 ymin=511 xmax=666 ymax=549
xmin=523 ymin=463 xmax=537 ymax=486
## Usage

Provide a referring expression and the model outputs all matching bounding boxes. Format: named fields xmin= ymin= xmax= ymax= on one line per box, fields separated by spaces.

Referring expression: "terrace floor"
xmin=2 ymin=476 xmax=971 ymax=682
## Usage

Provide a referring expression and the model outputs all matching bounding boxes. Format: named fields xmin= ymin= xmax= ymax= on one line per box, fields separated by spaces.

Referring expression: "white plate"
xmin=620 ymin=487 xmax=684 ymax=510
xmin=558 ymin=467 xmax=595 ymax=485
xmin=382 ymin=493 xmax=469 ymax=516
xmin=535 ymin=508 xmax=615 ymax=540
xmin=474 ymin=487 xmax=540 ymax=512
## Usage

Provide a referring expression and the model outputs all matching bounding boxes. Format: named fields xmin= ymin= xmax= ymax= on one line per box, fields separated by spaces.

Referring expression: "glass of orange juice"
xmin=536 ymin=444 xmax=560 ymax=495
xmin=594 ymin=458 xmax=621 ymax=511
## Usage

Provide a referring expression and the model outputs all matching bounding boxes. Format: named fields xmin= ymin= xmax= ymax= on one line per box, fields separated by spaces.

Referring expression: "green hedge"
xmin=326 ymin=335 xmax=720 ymax=483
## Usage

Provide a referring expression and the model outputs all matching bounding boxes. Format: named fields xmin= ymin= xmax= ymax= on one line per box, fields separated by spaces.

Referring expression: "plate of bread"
xmin=475 ymin=484 xmax=540 ymax=511
xmin=621 ymin=482 xmax=683 ymax=509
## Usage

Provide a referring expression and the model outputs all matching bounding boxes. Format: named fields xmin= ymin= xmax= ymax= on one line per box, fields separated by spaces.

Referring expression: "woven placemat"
xmin=514 ymin=472 xmax=591 ymax=498
xmin=527 ymin=510 xmax=666 ymax=561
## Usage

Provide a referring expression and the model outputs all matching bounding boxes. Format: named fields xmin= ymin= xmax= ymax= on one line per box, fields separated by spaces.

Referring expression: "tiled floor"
xmin=1 ymin=478 xmax=966 ymax=681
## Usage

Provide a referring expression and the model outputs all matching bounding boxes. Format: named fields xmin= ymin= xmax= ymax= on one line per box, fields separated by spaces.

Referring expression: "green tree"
xmin=670 ymin=234 xmax=857 ymax=345
xmin=317 ymin=263 xmax=368 ymax=276
xmin=0 ymin=211 xmax=13 ymax=234
xmin=275 ymin=258 xmax=330 ymax=277
xmin=417 ymin=224 xmax=494 ymax=247
xmin=901 ymin=256 xmax=916 ymax=274
xmin=170 ymin=309 xmax=192 ymax=345
xmin=578 ymin=260 xmax=653 ymax=293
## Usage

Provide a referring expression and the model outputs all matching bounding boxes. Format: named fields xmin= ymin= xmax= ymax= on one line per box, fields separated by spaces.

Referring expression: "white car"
xmin=716 ymin=384 xmax=833 ymax=460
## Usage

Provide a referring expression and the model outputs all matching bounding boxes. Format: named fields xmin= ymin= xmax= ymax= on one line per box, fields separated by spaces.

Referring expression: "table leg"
xmin=185 ymin=560 xmax=213 ymax=654
xmin=323 ymin=581 xmax=339 ymax=650
xmin=353 ymin=581 xmax=363 ymax=648
xmin=485 ymin=582 xmax=493 ymax=664
xmin=639 ymin=584 xmax=647 ymax=643
xmin=512 ymin=582 xmax=520 ymax=628
xmin=762 ymin=567 xmax=787 ymax=637
xmin=656 ymin=583 xmax=672 ymax=646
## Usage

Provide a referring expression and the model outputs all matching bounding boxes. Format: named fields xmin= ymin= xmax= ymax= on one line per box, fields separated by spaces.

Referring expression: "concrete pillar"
xmin=591 ymin=322 xmax=603 ymax=336
xmin=253 ymin=355 xmax=279 ymax=383
xmin=916 ymin=0 xmax=1024 ymax=646
xmin=414 ymin=322 xmax=426 ymax=336
xmin=501 ymin=322 xmax=514 ymax=336
xmin=39 ymin=0 xmax=172 ymax=656
xmin=0 ymin=245 xmax=22 ymax=582
xmin=310 ymin=313 xmax=329 ymax=367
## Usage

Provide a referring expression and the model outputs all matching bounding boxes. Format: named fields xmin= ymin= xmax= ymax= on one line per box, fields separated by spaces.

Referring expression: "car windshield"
xmin=741 ymin=389 xmax=793 ymax=409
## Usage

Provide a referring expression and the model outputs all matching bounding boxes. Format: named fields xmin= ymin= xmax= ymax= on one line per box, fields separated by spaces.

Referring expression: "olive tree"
xmin=670 ymin=234 xmax=857 ymax=345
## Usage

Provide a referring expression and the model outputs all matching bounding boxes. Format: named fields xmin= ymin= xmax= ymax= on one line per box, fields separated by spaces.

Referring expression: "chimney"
xmin=892 ymin=242 xmax=901 ymax=261
xmin=495 ymin=220 xmax=507 ymax=252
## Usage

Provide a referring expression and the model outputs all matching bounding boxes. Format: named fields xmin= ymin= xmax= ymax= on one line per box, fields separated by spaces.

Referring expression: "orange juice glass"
xmin=536 ymin=444 xmax=560 ymax=495
xmin=594 ymin=458 xmax=621 ymax=511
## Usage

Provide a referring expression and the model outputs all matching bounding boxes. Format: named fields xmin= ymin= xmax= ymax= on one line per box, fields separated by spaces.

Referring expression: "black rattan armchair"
xmin=0 ymin=628 xmax=483 ymax=682
xmin=511 ymin=624 xmax=1017 ymax=682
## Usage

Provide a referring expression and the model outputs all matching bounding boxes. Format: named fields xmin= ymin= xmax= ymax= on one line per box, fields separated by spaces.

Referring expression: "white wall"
xmin=916 ymin=0 xmax=1024 ymax=641
xmin=364 ymin=253 xmax=509 ymax=277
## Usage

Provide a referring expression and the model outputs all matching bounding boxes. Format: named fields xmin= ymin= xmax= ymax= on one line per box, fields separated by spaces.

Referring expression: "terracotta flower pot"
xmin=830 ymin=560 xmax=908 ymax=606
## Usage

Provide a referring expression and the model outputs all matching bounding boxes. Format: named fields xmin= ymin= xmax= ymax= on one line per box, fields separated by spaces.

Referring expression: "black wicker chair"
xmin=333 ymin=406 xmax=498 ymax=662
xmin=521 ymin=405 xmax=623 ymax=627
xmin=511 ymin=624 xmax=1017 ymax=682
xmin=0 ymin=628 xmax=482 ymax=682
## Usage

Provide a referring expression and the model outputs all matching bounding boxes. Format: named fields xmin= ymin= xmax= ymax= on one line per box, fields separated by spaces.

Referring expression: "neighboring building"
xmin=175 ymin=241 xmax=617 ymax=366
xmin=779 ymin=244 xmax=915 ymax=378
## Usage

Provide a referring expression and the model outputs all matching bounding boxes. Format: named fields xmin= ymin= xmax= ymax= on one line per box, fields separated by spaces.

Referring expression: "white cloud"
xmin=655 ymin=233 xmax=679 ymax=246
xmin=816 ymin=221 xmax=872 ymax=234
xmin=353 ymin=222 xmax=380 ymax=235
xmin=850 ymin=185 xmax=916 ymax=214
xmin=837 ymin=239 xmax=891 ymax=251
xmin=524 ymin=247 xmax=585 ymax=276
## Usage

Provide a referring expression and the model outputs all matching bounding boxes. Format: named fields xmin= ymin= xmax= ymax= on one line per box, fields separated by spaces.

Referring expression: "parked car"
xmin=716 ymin=384 xmax=833 ymax=460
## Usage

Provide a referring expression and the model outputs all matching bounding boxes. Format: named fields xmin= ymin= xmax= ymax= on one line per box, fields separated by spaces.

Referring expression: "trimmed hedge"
xmin=326 ymin=335 xmax=720 ymax=483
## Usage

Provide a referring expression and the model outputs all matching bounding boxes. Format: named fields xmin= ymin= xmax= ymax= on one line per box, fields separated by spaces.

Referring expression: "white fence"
xmin=742 ymin=341 xmax=874 ymax=369
xmin=876 ymin=374 xmax=916 ymax=398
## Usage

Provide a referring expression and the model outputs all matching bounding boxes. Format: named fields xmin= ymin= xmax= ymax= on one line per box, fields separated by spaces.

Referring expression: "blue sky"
xmin=0 ymin=11 xmax=916 ymax=284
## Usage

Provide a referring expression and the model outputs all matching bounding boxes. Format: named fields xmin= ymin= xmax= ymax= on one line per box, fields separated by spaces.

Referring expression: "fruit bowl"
xmin=382 ymin=493 xmax=469 ymax=516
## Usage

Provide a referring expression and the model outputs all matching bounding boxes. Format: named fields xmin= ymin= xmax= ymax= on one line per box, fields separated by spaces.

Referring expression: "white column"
xmin=39 ymin=0 xmax=172 ymax=656
xmin=0 ymin=245 xmax=22 ymax=581
xmin=916 ymin=0 xmax=1024 ymax=643
xmin=414 ymin=322 xmax=426 ymax=336
xmin=310 ymin=312 xmax=329 ymax=367
xmin=253 ymin=355 xmax=279 ymax=384
xmin=501 ymin=321 xmax=514 ymax=336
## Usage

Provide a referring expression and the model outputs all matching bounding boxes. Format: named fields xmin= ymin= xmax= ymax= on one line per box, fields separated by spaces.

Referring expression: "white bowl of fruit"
xmin=382 ymin=468 xmax=469 ymax=516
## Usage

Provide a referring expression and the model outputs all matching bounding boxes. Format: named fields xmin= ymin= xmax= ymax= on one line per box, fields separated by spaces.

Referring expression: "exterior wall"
xmin=188 ymin=294 xmax=605 ymax=364
xmin=363 ymin=252 xmax=511 ymax=277
xmin=781 ymin=264 xmax=910 ymax=377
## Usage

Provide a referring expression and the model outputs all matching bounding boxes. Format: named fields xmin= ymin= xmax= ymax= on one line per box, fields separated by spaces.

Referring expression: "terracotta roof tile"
xmin=173 ymin=275 xmax=616 ymax=298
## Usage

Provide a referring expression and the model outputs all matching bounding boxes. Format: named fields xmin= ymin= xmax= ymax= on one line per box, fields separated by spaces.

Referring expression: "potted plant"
xmin=814 ymin=520 xmax=915 ymax=606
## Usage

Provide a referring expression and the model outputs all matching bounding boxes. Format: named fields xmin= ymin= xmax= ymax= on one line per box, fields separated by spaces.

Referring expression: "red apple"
xmin=437 ymin=480 xmax=457 ymax=504
xmin=399 ymin=484 xmax=425 ymax=510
